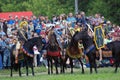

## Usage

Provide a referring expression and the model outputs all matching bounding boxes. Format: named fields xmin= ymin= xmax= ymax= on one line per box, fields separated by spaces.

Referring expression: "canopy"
xmin=0 ymin=11 xmax=33 ymax=20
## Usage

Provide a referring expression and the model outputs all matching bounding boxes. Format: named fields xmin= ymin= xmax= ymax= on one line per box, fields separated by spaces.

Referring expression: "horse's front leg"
xmin=10 ymin=62 xmax=13 ymax=77
xmin=90 ymin=62 xmax=93 ymax=74
xmin=47 ymin=58 xmax=50 ymax=74
xmin=114 ymin=59 xmax=119 ymax=73
xmin=93 ymin=58 xmax=97 ymax=73
xmin=25 ymin=59 xmax=29 ymax=76
xmin=78 ymin=58 xmax=84 ymax=74
xmin=70 ymin=58 xmax=73 ymax=73
xmin=54 ymin=57 xmax=58 ymax=74
xmin=60 ymin=57 xmax=64 ymax=74
xmin=25 ymin=63 xmax=28 ymax=76
xmin=31 ymin=64 xmax=34 ymax=76
xmin=31 ymin=58 xmax=34 ymax=76
xmin=50 ymin=58 xmax=53 ymax=74
xmin=87 ymin=55 xmax=93 ymax=74
xmin=18 ymin=64 xmax=22 ymax=77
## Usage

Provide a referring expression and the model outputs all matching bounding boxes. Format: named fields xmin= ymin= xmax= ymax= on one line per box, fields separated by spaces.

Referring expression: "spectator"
xmin=104 ymin=21 xmax=112 ymax=35
xmin=7 ymin=15 xmax=15 ymax=25
xmin=3 ymin=20 xmax=8 ymax=36
xmin=33 ymin=33 xmax=40 ymax=67
xmin=0 ymin=29 xmax=6 ymax=37
xmin=40 ymin=31 xmax=48 ymax=68
xmin=2 ymin=35 xmax=11 ymax=69
xmin=35 ymin=21 xmax=42 ymax=35
xmin=67 ymin=12 xmax=76 ymax=28
xmin=0 ymin=37 xmax=3 ymax=69
xmin=33 ymin=45 xmax=40 ymax=67
xmin=80 ymin=11 xmax=87 ymax=27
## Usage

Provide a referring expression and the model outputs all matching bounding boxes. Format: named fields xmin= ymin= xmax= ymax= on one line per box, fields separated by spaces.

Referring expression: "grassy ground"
xmin=0 ymin=66 xmax=119 ymax=80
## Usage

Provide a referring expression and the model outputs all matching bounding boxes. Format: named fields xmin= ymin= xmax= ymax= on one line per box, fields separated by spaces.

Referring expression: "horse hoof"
xmin=32 ymin=73 xmax=35 ymax=76
xmin=71 ymin=71 xmax=73 ymax=74
xmin=56 ymin=72 xmax=58 ymax=74
xmin=10 ymin=75 xmax=13 ymax=77
xmin=48 ymin=72 xmax=50 ymax=75
xmin=81 ymin=71 xmax=84 ymax=74
xmin=51 ymin=72 xmax=53 ymax=74
xmin=114 ymin=70 xmax=117 ymax=73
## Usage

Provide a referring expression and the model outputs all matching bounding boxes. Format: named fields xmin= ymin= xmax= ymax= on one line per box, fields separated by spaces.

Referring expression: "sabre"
xmin=86 ymin=23 xmax=93 ymax=33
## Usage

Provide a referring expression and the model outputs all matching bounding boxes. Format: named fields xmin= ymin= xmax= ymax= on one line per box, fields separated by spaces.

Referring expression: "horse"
xmin=106 ymin=41 xmax=120 ymax=73
xmin=62 ymin=32 xmax=84 ymax=74
xmin=73 ymin=30 xmax=97 ymax=73
xmin=46 ymin=31 xmax=63 ymax=74
xmin=10 ymin=36 xmax=43 ymax=77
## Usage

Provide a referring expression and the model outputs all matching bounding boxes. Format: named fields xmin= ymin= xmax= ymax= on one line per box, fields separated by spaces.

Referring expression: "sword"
xmin=86 ymin=23 xmax=93 ymax=33
xmin=54 ymin=29 xmax=63 ymax=50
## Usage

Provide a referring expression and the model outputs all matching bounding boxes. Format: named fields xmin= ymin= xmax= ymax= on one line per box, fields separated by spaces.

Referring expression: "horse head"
xmin=34 ymin=36 xmax=43 ymax=51
xmin=47 ymin=31 xmax=59 ymax=51
xmin=73 ymin=30 xmax=88 ymax=42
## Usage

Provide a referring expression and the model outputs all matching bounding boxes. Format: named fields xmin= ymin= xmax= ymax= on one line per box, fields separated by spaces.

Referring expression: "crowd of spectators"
xmin=0 ymin=11 xmax=120 ymax=69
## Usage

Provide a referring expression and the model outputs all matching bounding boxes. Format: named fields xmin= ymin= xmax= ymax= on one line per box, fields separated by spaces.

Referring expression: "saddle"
xmin=66 ymin=47 xmax=83 ymax=59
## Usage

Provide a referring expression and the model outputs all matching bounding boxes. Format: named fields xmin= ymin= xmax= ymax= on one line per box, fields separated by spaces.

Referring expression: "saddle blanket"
xmin=47 ymin=51 xmax=61 ymax=57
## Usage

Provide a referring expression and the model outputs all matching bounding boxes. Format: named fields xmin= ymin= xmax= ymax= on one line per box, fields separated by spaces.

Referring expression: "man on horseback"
xmin=14 ymin=22 xmax=28 ymax=64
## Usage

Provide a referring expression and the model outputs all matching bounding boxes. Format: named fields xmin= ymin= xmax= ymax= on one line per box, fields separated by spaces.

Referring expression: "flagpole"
xmin=75 ymin=0 xmax=78 ymax=14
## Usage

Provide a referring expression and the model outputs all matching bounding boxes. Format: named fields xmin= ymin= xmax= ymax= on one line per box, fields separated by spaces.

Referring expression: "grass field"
xmin=0 ymin=67 xmax=120 ymax=80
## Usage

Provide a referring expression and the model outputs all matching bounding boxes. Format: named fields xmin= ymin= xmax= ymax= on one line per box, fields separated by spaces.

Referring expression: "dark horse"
xmin=10 ymin=37 xmax=43 ymax=77
xmin=46 ymin=31 xmax=62 ymax=74
xmin=63 ymin=32 xmax=84 ymax=74
xmin=107 ymin=41 xmax=120 ymax=73
xmin=73 ymin=30 xmax=97 ymax=73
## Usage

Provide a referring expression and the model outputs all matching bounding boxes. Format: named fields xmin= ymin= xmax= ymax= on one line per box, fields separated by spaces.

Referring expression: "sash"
xmin=84 ymin=45 xmax=95 ymax=55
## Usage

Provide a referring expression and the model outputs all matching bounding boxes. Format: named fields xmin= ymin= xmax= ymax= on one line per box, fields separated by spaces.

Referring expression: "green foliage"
xmin=87 ymin=0 xmax=109 ymax=16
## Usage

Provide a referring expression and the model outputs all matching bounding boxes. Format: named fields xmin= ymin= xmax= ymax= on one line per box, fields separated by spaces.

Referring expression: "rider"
xmin=14 ymin=23 xmax=28 ymax=64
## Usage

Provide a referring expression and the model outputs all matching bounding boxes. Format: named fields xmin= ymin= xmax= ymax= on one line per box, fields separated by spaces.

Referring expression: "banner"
xmin=94 ymin=25 xmax=105 ymax=49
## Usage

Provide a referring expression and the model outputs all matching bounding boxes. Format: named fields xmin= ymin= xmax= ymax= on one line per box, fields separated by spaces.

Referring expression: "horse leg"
xmin=18 ymin=64 xmax=21 ymax=77
xmin=25 ymin=57 xmax=29 ymax=76
xmin=114 ymin=59 xmax=119 ymax=73
xmin=31 ymin=58 xmax=34 ymax=76
xmin=60 ymin=58 xmax=62 ymax=74
xmin=26 ymin=63 xmax=29 ymax=76
xmin=47 ymin=57 xmax=50 ymax=74
xmin=78 ymin=58 xmax=84 ymax=74
xmin=88 ymin=56 xmax=93 ymax=74
xmin=50 ymin=57 xmax=53 ymax=74
xmin=63 ymin=55 xmax=69 ymax=73
xmin=31 ymin=64 xmax=34 ymax=76
xmin=10 ymin=62 xmax=13 ymax=77
xmin=93 ymin=57 xmax=97 ymax=73
xmin=90 ymin=62 xmax=93 ymax=74
xmin=60 ymin=57 xmax=65 ymax=73
xmin=70 ymin=58 xmax=73 ymax=73
xmin=54 ymin=57 xmax=58 ymax=74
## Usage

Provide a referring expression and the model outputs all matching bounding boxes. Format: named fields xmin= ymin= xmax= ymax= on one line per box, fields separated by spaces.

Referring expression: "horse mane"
xmin=23 ymin=36 xmax=43 ymax=51
xmin=68 ymin=31 xmax=80 ymax=55
xmin=47 ymin=31 xmax=59 ymax=51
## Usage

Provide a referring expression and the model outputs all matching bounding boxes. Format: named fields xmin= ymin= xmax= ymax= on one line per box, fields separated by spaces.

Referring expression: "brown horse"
xmin=72 ymin=30 xmax=97 ymax=73
xmin=62 ymin=32 xmax=84 ymax=74
xmin=46 ymin=31 xmax=63 ymax=74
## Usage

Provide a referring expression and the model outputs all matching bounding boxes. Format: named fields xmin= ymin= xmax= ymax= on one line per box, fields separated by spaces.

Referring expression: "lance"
xmin=86 ymin=23 xmax=93 ymax=33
